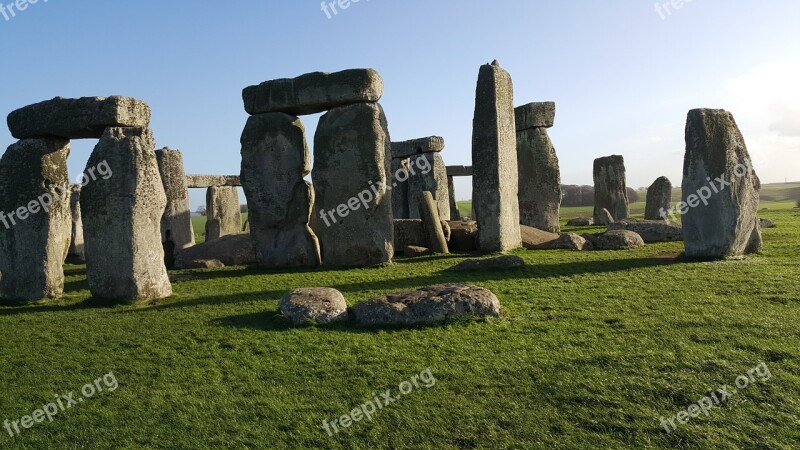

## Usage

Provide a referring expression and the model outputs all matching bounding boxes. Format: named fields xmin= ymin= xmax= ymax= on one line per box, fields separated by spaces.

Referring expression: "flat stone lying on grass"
xmin=607 ymin=220 xmax=682 ymax=243
xmin=8 ymin=96 xmax=151 ymax=139
xmin=280 ymin=288 xmax=348 ymax=325
xmin=583 ymin=230 xmax=645 ymax=250
xmin=405 ymin=246 xmax=432 ymax=257
xmin=530 ymin=233 xmax=592 ymax=251
xmin=351 ymin=284 xmax=501 ymax=327
xmin=566 ymin=217 xmax=594 ymax=227
xmin=174 ymin=233 xmax=256 ymax=268
xmin=185 ymin=259 xmax=225 ymax=269
xmin=520 ymin=225 xmax=559 ymax=249
xmin=451 ymin=255 xmax=525 ymax=271
xmin=759 ymin=218 xmax=776 ymax=229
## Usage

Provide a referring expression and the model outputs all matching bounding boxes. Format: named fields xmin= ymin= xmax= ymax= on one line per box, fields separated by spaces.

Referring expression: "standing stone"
xmin=312 ymin=102 xmax=393 ymax=266
xmin=81 ymin=127 xmax=172 ymax=301
xmin=408 ymin=153 xmax=450 ymax=220
xmin=205 ymin=186 xmax=242 ymax=241
xmin=448 ymin=176 xmax=460 ymax=220
xmin=240 ymin=113 xmax=321 ymax=268
xmin=391 ymin=157 xmax=411 ymax=219
xmin=471 ymin=60 xmax=521 ymax=251
xmin=682 ymin=109 xmax=761 ymax=259
xmin=0 ymin=138 xmax=71 ymax=300
xmin=645 ymin=176 xmax=673 ymax=220
xmin=68 ymin=184 xmax=86 ymax=263
xmin=593 ymin=155 xmax=629 ymax=223
xmin=517 ymin=127 xmax=562 ymax=233
xmin=155 ymin=148 xmax=195 ymax=268
xmin=417 ymin=191 xmax=449 ymax=254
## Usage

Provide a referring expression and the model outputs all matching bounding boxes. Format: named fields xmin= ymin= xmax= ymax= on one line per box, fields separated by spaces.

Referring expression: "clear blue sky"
xmin=1 ymin=0 xmax=798 ymax=209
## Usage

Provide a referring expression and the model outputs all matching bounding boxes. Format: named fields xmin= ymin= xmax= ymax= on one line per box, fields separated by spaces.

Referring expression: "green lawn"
xmin=0 ymin=204 xmax=798 ymax=448
xmin=191 ymin=214 xmax=247 ymax=244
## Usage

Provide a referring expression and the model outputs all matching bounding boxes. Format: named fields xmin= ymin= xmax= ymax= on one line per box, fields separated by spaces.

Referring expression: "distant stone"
xmin=759 ymin=218 xmax=775 ymax=229
xmin=280 ymin=288 xmax=348 ymax=325
xmin=447 ymin=220 xmax=478 ymax=252
xmin=351 ymin=284 xmax=501 ymax=327
xmin=205 ymin=186 xmax=242 ymax=241
xmin=590 ymin=230 xmax=645 ymax=250
xmin=185 ymin=175 xmax=241 ymax=188
xmin=67 ymin=184 xmax=86 ymax=264
xmin=645 ymin=176 xmax=673 ymax=220
xmin=156 ymin=148 xmax=195 ymax=268
xmin=597 ymin=208 xmax=615 ymax=226
xmin=520 ymin=225 xmax=559 ymax=249
xmin=515 ymin=101 xmax=556 ymax=130
xmin=532 ymin=233 xmax=593 ymax=251
xmin=593 ymin=155 xmax=629 ymax=223
xmin=7 ymin=96 xmax=151 ymax=139
xmin=391 ymin=136 xmax=445 ymax=159
xmin=451 ymin=255 xmax=525 ymax=271
xmin=448 ymin=177 xmax=460 ymax=220
xmin=186 ymin=259 xmax=225 ymax=269
xmin=243 ymin=69 xmax=384 ymax=116
xmin=174 ymin=233 xmax=256 ymax=268
xmin=566 ymin=217 xmax=594 ymax=227
xmin=607 ymin=219 xmax=682 ymax=243
xmin=405 ymin=246 xmax=432 ymax=257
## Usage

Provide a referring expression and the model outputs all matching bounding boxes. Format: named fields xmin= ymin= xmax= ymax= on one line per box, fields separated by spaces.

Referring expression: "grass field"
xmin=0 ymin=195 xmax=798 ymax=448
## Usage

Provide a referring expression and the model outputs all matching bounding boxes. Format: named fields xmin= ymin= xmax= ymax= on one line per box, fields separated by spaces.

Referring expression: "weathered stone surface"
xmin=593 ymin=155 xmax=629 ymax=223
xmin=81 ymin=127 xmax=172 ymax=301
xmin=394 ymin=219 xmax=450 ymax=250
xmin=7 ymin=96 xmax=151 ymax=139
xmin=243 ymin=69 xmax=383 ymax=116
xmin=391 ymin=136 xmax=445 ymax=159
xmin=156 ymin=148 xmax=195 ymax=268
xmin=448 ymin=176 xmax=460 ymax=220
xmin=405 ymin=246 xmax=431 ymax=257
xmin=240 ymin=113 xmax=321 ymax=268
xmin=587 ymin=230 xmax=645 ymax=250
xmin=472 ymin=61 xmax=521 ymax=252
xmin=205 ymin=186 xmax=242 ymax=241
xmin=391 ymin=158 xmax=411 ymax=219
xmin=67 ymin=184 xmax=86 ymax=263
xmin=597 ymin=208 xmax=615 ymax=226
xmin=446 ymin=166 xmax=473 ymax=177
xmin=645 ymin=176 xmax=673 ymax=220
xmin=185 ymin=175 xmax=241 ymax=188
xmin=418 ymin=191 xmax=449 ymax=254
xmin=759 ymin=218 xmax=776 ymax=229
xmin=566 ymin=217 xmax=594 ymax=227
xmin=515 ymin=101 xmax=556 ymax=131
xmin=607 ymin=219 xmax=682 ymax=243
xmin=682 ymin=109 xmax=761 ymax=259
xmin=447 ymin=220 xmax=478 ymax=252
xmin=520 ymin=225 xmax=560 ymax=249
xmin=351 ymin=284 xmax=501 ymax=327
xmin=279 ymin=287 xmax=348 ymax=325
xmin=0 ymin=138 xmax=71 ymax=300
xmin=312 ymin=103 xmax=394 ymax=266
xmin=451 ymin=255 xmax=525 ymax=271
xmin=174 ymin=233 xmax=256 ymax=268
xmin=532 ymin=233 xmax=592 ymax=251
xmin=408 ymin=153 xmax=450 ymax=220
xmin=517 ymin=127 xmax=561 ymax=232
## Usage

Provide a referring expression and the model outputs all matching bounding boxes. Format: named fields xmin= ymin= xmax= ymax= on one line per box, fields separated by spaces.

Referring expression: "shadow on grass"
xmin=0 ymin=296 xmax=133 ymax=316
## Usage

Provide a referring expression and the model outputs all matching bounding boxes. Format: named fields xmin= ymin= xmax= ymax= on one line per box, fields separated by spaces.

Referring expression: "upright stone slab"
xmin=448 ymin=176 xmax=460 ymax=220
xmin=408 ymin=152 xmax=450 ymax=221
xmin=205 ymin=186 xmax=242 ymax=241
xmin=240 ymin=113 xmax=321 ymax=268
xmin=645 ymin=176 xmax=673 ymax=220
xmin=67 ymin=184 xmax=86 ymax=263
xmin=593 ymin=155 xmax=629 ymax=223
xmin=312 ymin=102 xmax=394 ymax=266
xmin=471 ymin=61 xmax=521 ymax=251
xmin=155 ymin=148 xmax=195 ymax=268
xmin=517 ymin=127 xmax=562 ymax=233
xmin=81 ymin=127 xmax=172 ymax=301
xmin=391 ymin=157 xmax=411 ymax=219
xmin=0 ymin=138 xmax=71 ymax=300
xmin=682 ymin=109 xmax=761 ymax=259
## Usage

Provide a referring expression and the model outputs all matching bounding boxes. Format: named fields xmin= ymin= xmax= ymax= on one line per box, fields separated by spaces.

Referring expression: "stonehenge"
xmin=391 ymin=137 xmax=450 ymax=221
xmin=68 ymin=184 xmax=86 ymax=263
xmin=205 ymin=186 xmax=242 ymax=241
xmin=593 ymin=155 xmax=629 ymax=223
xmin=186 ymin=175 xmax=240 ymax=188
xmin=515 ymin=102 xmax=562 ymax=233
xmin=156 ymin=148 xmax=195 ymax=267
xmin=645 ymin=176 xmax=673 ymax=220
xmin=471 ymin=60 xmax=521 ymax=252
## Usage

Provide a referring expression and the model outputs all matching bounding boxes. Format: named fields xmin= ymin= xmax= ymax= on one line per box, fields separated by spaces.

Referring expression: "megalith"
xmin=240 ymin=113 xmax=321 ymax=268
xmin=593 ymin=155 xmax=629 ymax=223
xmin=0 ymin=138 xmax=71 ymax=300
xmin=67 ymin=184 xmax=86 ymax=263
xmin=645 ymin=176 xmax=673 ymax=220
xmin=682 ymin=109 xmax=761 ymax=259
xmin=448 ymin=176 xmax=459 ymax=220
xmin=516 ymin=102 xmax=561 ymax=233
xmin=155 ymin=148 xmax=195 ymax=268
xmin=391 ymin=157 xmax=411 ymax=219
xmin=408 ymin=152 xmax=450 ymax=220
xmin=205 ymin=186 xmax=242 ymax=241
xmin=471 ymin=60 xmax=521 ymax=251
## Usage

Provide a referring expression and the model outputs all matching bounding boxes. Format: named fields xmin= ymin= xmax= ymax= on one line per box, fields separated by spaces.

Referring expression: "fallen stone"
xmin=531 ymin=233 xmax=593 ymax=251
xmin=607 ymin=219 xmax=682 ymax=243
xmin=186 ymin=259 xmax=225 ymax=269
xmin=174 ymin=233 xmax=256 ymax=268
xmin=391 ymin=136 xmax=445 ymax=159
xmin=206 ymin=186 xmax=242 ymax=241
xmin=185 ymin=175 xmax=241 ymax=188
xmin=156 ymin=148 xmax=195 ymax=268
xmin=279 ymin=287 xmax=348 ymax=325
xmin=566 ymin=217 xmax=594 ymax=227
xmin=589 ymin=230 xmax=645 ymax=250
xmin=405 ymin=246 xmax=432 ymax=257
xmin=243 ymin=69 xmax=384 ymax=116
xmin=759 ymin=218 xmax=775 ymax=229
xmin=351 ymin=284 xmax=501 ymax=327
xmin=593 ymin=155 xmax=629 ymax=223
xmin=520 ymin=225 xmax=559 ymax=249
xmin=645 ymin=176 xmax=673 ymax=220
xmin=515 ymin=101 xmax=556 ymax=130
xmin=517 ymin=127 xmax=561 ymax=232
xmin=451 ymin=255 xmax=525 ymax=271
xmin=7 ymin=96 xmax=151 ymax=139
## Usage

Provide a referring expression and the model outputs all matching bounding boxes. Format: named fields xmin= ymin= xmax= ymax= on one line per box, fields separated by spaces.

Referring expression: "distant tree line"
xmin=560 ymin=185 xmax=641 ymax=207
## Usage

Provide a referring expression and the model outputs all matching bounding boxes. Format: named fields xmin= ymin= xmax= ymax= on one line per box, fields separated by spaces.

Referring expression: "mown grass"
xmin=0 ymin=204 xmax=798 ymax=449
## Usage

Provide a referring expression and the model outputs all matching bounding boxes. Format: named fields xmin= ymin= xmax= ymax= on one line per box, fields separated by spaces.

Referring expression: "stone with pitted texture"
xmin=515 ymin=101 xmax=556 ymax=130
xmin=593 ymin=155 xmax=629 ymax=223
xmin=517 ymin=127 xmax=561 ymax=232
xmin=645 ymin=176 xmax=673 ymax=220
xmin=451 ymin=255 xmax=525 ymax=271
xmin=156 ymin=148 xmax=195 ymax=268
xmin=280 ymin=287 xmax=348 ymax=325
xmin=586 ymin=230 xmax=645 ymax=250
xmin=607 ymin=219 xmax=682 ymax=243
xmin=206 ymin=186 xmax=242 ymax=241
xmin=391 ymin=136 xmax=445 ymax=159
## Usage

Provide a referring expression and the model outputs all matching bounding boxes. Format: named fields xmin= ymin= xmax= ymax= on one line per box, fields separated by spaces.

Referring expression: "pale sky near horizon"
xmin=1 ymin=0 xmax=798 ymax=209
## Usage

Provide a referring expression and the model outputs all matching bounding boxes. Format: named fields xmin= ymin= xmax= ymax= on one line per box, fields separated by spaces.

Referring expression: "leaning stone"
xmin=391 ymin=136 xmax=445 ymax=159
xmin=156 ymin=148 xmax=195 ymax=268
xmin=174 ymin=233 xmax=255 ymax=268
xmin=312 ymin=102 xmax=394 ymax=266
xmin=517 ymin=127 xmax=561 ymax=232
xmin=67 ymin=184 xmax=86 ymax=263
xmin=451 ymin=255 xmax=525 ymax=271
xmin=408 ymin=153 xmax=450 ymax=220
xmin=597 ymin=208 xmax=615 ymax=226
xmin=682 ymin=109 xmax=761 ymax=259
xmin=417 ymin=191 xmax=449 ymax=254
xmin=759 ymin=218 xmax=775 ymax=229
xmin=185 ymin=175 xmax=241 ymax=188
xmin=472 ymin=60 xmax=521 ymax=252
xmin=0 ymin=138 xmax=71 ymax=300
xmin=351 ymin=284 xmax=501 ymax=327
xmin=7 ymin=96 xmax=150 ymax=139
xmin=280 ymin=288 xmax=348 ymax=325
xmin=591 ymin=230 xmax=645 ymax=250
xmin=205 ymin=186 xmax=242 ymax=241
xmin=393 ymin=219 xmax=450 ymax=250
xmin=81 ymin=127 xmax=171 ymax=301
xmin=520 ymin=225 xmax=560 ymax=249
xmin=607 ymin=219 xmax=682 ymax=243
xmin=515 ymin=101 xmax=556 ymax=131
xmin=240 ymin=113 xmax=321 ymax=268
xmin=566 ymin=217 xmax=594 ymax=227
xmin=243 ymin=69 xmax=384 ymax=116
xmin=645 ymin=176 xmax=673 ymax=220
xmin=593 ymin=155 xmax=629 ymax=223
xmin=405 ymin=246 xmax=432 ymax=257
xmin=447 ymin=220 xmax=478 ymax=252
